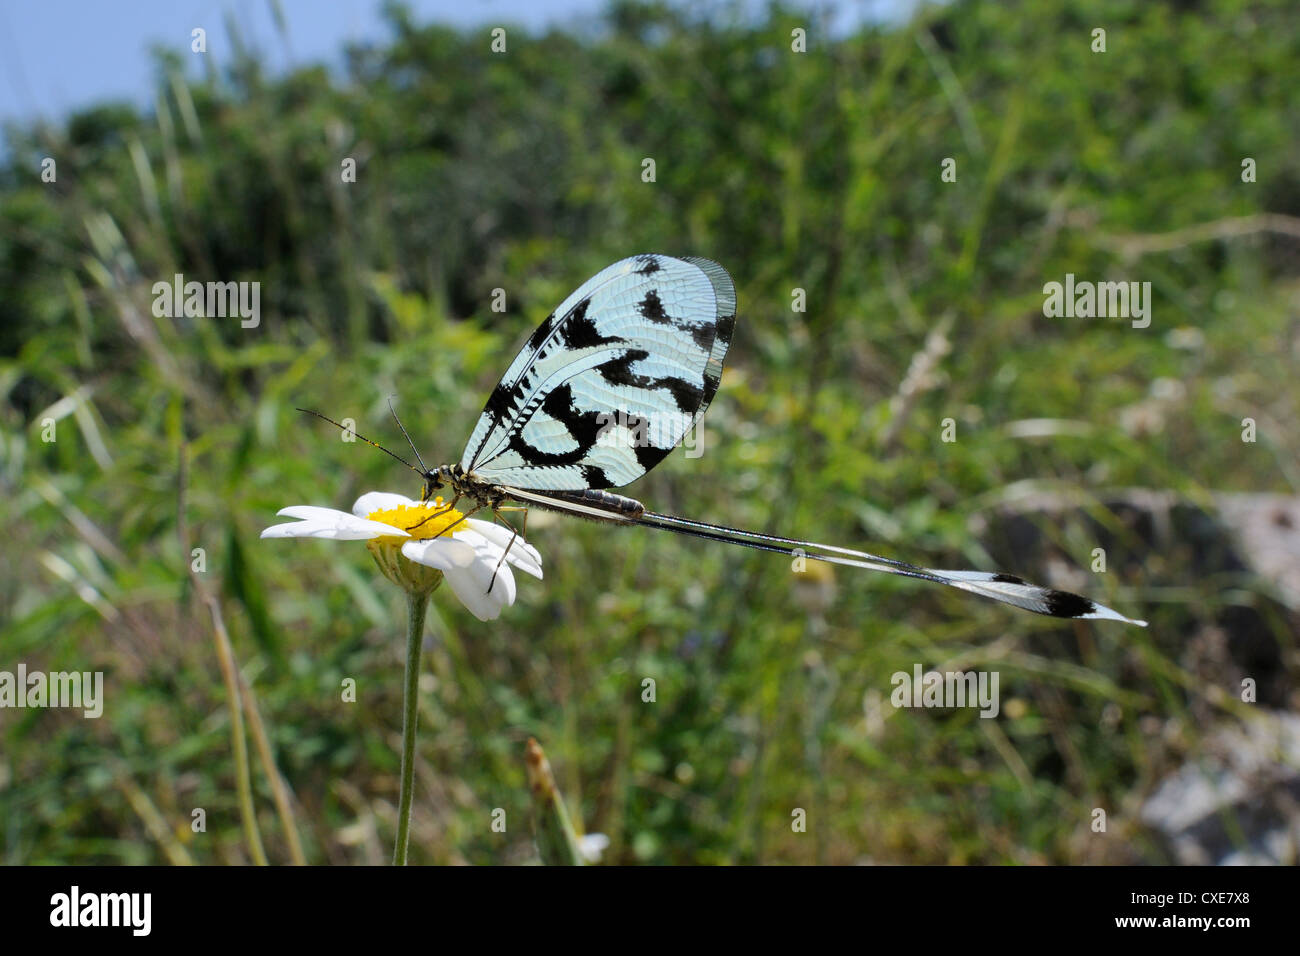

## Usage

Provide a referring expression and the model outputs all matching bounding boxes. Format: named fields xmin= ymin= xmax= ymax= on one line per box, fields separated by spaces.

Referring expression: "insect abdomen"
xmin=545 ymin=489 xmax=645 ymax=519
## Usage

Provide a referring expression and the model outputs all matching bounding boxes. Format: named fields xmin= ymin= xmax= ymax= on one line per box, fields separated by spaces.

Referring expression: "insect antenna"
xmin=387 ymin=396 xmax=430 ymax=474
xmin=295 ymin=407 xmax=425 ymax=476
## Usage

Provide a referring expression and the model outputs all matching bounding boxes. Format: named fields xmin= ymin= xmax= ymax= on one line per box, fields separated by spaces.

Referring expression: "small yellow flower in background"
xmin=261 ymin=491 xmax=542 ymax=620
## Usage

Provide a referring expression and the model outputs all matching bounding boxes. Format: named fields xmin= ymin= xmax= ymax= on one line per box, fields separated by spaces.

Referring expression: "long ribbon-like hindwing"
xmin=632 ymin=511 xmax=1145 ymax=625
xmin=486 ymin=485 xmax=1144 ymax=626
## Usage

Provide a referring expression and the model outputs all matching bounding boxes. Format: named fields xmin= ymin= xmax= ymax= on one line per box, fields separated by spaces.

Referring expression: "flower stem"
xmin=525 ymin=737 xmax=586 ymax=865
xmin=208 ymin=593 xmax=267 ymax=866
xmin=393 ymin=589 xmax=429 ymax=865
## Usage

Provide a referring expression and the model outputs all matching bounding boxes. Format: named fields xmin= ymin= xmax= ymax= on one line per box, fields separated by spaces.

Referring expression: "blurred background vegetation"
xmin=2 ymin=0 xmax=1298 ymax=864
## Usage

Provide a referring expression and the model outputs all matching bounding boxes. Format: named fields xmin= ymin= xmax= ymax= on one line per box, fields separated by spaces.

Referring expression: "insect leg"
xmin=406 ymin=492 xmax=465 ymax=533
xmin=431 ymin=504 xmax=479 ymax=538
xmin=485 ymin=505 xmax=529 ymax=594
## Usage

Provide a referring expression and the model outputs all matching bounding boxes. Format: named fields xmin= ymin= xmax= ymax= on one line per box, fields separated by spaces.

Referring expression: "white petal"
xmin=453 ymin=532 xmax=543 ymax=581
xmin=277 ymin=505 xmax=356 ymax=522
xmin=469 ymin=544 xmax=517 ymax=607
xmin=261 ymin=510 xmax=407 ymax=540
xmin=462 ymin=519 xmax=543 ymax=579
xmin=493 ymin=558 xmax=518 ymax=606
xmin=261 ymin=520 xmax=332 ymax=539
xmin=443 ymin=566 xmax=508 ymax=621
xmin=465 ymin=518 xmax=542 ymax=564
xmin=401 ymin=537 xmax=477 ymax=571
xmin=442 ymin=541 xmax=517 ymax=620
xmin=577 ymin=833 xmax=610 ymax=862
xmin=505 ymin=552 xmax=543 ymax=580
xmin=351 ymin=491 xmax=419 ymax=518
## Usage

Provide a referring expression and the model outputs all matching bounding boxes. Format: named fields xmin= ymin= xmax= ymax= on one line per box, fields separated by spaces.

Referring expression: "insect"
xmin=304 ymin=254 xmax=1145 ymax=626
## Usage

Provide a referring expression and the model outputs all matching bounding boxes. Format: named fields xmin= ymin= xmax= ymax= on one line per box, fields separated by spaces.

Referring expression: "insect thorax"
xmin=422 ymin=463 xmax=493 ymax=505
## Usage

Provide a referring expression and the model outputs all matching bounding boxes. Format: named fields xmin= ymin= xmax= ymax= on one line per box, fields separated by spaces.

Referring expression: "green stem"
xmin=393 ymin=589 xmax=428 ymax=865
xmin=209 ymin=595 xmax=267 ymax=865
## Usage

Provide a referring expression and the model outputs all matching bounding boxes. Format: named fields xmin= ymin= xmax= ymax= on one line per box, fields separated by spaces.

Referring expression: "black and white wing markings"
xmin=678 ymin=255 xmax=736 ymax=430
xmin=460 ymin=254 xmax=735 ymax=491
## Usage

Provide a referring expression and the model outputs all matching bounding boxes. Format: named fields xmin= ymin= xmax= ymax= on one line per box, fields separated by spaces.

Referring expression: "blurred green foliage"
xmin=1 ymin=0 xmax=1297 ymax=864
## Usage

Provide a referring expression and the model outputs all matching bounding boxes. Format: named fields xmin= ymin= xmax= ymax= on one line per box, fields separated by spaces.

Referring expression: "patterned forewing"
xmin=680 ymin=256 xmax=736 ymax=428
xmin=461 ymin=255 xmax=735 ymax=491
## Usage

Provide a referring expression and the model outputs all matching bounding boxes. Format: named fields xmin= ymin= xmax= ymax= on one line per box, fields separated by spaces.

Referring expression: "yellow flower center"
xmin=367 ymin=497 xmax=466 ymax=541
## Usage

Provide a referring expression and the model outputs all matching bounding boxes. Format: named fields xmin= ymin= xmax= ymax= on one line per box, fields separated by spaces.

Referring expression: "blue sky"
xmin=0 ymin=0 xmax=915 ymax=126
xmin=0 ymin=1 xmax=588 ymax=124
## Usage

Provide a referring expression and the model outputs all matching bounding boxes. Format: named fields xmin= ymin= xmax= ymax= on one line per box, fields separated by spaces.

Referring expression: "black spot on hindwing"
xmin=1043 ymin=589 xmax=1095 ymax=619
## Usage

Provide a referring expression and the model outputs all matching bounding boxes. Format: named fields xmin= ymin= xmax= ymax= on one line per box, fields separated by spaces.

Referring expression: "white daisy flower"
xmin=576 ymin=833 xmax=611 ymax=864
xmin=260 ymin=491 xmax=542 ymax=621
